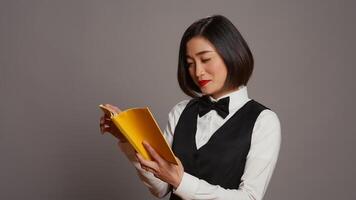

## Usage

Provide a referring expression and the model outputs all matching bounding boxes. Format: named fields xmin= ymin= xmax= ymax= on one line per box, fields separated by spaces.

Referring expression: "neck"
xmin=211 ymin=87 xmax=240 ymax=100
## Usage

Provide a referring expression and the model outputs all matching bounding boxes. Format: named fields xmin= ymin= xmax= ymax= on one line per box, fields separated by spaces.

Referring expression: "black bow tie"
xmin=198 ymin=96 xmax=230 ymax=119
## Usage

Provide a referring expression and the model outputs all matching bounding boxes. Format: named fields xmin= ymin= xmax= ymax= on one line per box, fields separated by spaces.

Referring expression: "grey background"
xmin=1 ymin=0 xmax=355 ymax=199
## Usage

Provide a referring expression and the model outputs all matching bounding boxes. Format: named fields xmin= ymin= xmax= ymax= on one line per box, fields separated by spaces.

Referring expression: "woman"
xmin=99 ymin=15 xmax=281 ymax=200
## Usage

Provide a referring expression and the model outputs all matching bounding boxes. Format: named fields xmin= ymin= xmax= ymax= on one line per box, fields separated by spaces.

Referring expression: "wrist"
xmin=172 ymin=171 xmax=184 ymax=189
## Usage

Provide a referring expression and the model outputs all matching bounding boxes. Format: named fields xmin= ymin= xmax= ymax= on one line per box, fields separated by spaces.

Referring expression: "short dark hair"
xmin=177 ymin=15 xmax=254 ymax=98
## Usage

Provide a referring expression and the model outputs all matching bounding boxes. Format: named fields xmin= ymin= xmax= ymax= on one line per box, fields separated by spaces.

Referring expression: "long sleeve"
xmin=118 ymin=141 xmax=170 ymax=198
xmin=117 ymin=100 xmax=189 ymax=198
xmin=172 ymin=110 xmax=281 ymax=200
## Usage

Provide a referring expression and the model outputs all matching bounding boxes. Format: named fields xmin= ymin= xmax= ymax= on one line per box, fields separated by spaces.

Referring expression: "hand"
xmin=136 ymin=141 xmax=184 ymax=189
xmin=99 ymin=104 xmax=127 ymax=142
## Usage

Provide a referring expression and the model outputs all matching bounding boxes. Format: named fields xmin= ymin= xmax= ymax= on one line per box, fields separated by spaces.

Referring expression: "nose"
xmin=195 ymin=62 xmax=205 ymax=78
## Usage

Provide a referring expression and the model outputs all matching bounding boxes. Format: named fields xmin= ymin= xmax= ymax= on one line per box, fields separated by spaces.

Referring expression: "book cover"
xmin=99 ymin=105 xmax=178 ymax=165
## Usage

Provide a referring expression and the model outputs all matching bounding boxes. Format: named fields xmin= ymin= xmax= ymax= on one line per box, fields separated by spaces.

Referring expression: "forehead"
xmin=186 ymin=36 xmax=216 ymax=58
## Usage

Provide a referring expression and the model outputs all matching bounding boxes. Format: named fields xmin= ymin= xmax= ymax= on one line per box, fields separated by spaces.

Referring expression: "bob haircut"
xmin=177 ymin=15 xmax=254 ymax=98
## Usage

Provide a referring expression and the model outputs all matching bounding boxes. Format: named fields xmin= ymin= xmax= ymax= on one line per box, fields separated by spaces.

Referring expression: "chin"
xmin=200 ymin=88 xmax=214 ymax=96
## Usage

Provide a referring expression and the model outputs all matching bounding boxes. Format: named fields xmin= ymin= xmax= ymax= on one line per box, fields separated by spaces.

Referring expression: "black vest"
xmin=169 ymin=99 xmax=268 ymax=200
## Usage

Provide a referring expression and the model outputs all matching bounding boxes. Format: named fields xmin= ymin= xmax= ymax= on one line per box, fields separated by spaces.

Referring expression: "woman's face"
xmin=186 ymin=36 xmax=231 ymax=99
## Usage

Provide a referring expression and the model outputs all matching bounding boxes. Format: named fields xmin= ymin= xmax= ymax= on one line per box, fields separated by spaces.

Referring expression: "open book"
xmin=99 ymin=104 xmax=178 ymax=165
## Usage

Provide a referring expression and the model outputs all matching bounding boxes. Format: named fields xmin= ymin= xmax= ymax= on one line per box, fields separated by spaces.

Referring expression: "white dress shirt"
xmin=118 ymin=85 xmax=281 ymax=200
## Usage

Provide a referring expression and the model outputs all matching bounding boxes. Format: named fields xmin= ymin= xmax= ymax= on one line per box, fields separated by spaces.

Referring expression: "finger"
xmin=100 ymin=116 xmax=111 ymax=126
xmin=105 ymin=104 xmax=122 ymax=113
xmin=101 ymin=104 xmax=116 ymax=116
xmin=102 ymin=125 xmax=112 ymax=134
xmin=136 ymin=152 xmax=159 ymax=172
xmin=136 ymin=153 xmax=146 ymax=164
xmin=136 ymin=154 xmax=149 ymax=170
xmin=107 ymin=104 xmax=120 ymax=111
xmin=175 ymin=156 xmax=183 ymax=166
xmin=101 ymin=117 xmax=112 ymax=125
xmin=103 ymin=118 xmax=112 ymax=124
xmin=141 ymin=165 xmax=154 ymax=174
xmin=139 ymin=164 xmax=149 ymax=172
xmin=142 ymin=141 xmax=165 ymax=164
xmin=100 ymin=124 xmax=109 ymax=134
xmin=99 ymin=119 xmax=105 ymax=133
xmin=147 ymin=168 xmax=156 ymax=174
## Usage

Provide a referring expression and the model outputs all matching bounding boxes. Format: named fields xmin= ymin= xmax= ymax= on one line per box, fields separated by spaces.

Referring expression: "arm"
xmin=171 ymin=110 xmax=281 ymax=200
xmin=117 ymin=100 xmax=189 ymax=198
xmin=118 ymin=141 xmax=171 ymax=198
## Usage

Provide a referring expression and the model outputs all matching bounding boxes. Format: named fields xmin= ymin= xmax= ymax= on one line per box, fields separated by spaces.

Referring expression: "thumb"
xmin=105 ymin=104 xmax=122 ymax=113
xmin=175 ymin=156 xmax=182 ymax=165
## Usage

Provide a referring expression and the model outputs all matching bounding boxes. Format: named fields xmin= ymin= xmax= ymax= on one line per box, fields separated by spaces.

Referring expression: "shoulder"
xmin=255 ymin=109 xmax=280 ymax=130
xmin=251 ymin=108 xmax=281 ymax=149
xmin=167 ymin=99 xmax=191 ymax=120
xmin=164 ymin=99 xmax=192 ymax=135
xmin=249 ymin=100 xmax=280 ymax=128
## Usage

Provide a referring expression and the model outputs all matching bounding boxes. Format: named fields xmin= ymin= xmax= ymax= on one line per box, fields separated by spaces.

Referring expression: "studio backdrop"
xmin=1 ymin=0 xmax=355 ymax=199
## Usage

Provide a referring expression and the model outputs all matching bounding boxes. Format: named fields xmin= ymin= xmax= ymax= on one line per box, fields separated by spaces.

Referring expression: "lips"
xmin=198 ymin=80 xmax=211 ymax=87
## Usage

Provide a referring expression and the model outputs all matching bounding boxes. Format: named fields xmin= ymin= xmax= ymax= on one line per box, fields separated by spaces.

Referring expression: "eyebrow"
xmin=186 ymin=50 xmax=214 ymax=59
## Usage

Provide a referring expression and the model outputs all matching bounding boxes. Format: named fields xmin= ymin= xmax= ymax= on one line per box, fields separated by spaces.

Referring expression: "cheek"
xmin=209 ymin=63 xmax=227 ymax=81
xmin=188 ymin=68 xmax=196 ymax=80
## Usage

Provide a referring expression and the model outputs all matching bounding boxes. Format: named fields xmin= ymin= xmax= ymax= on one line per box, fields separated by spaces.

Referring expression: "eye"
xmin=186 ymin=61 xmax=194 ymax=67
xmin=202 ymin=58 xmax=211 ymax=63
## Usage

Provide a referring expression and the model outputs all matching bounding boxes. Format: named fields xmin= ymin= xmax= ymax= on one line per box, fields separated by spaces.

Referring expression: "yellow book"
xmin=99 ymin=104 xmax=178 ymax=165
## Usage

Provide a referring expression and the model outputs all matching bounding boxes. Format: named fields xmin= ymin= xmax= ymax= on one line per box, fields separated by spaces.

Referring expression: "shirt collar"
xmin=208 ymin=85 xmax=250 ymax=112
